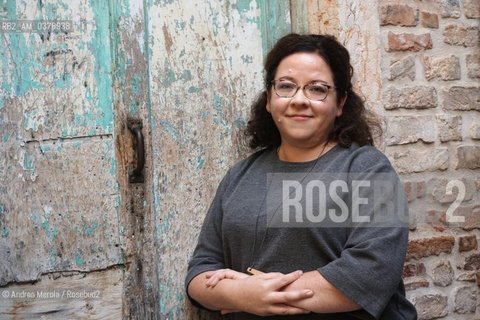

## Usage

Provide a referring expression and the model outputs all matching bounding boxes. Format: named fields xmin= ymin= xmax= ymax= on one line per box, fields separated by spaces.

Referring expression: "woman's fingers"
xmin=267 ymin=304 xmax=311 ymax=315
xmin=277 ymin=270 xmax=304 ymax=288
xmin=272 ymin=289 xmax=314 ymax=304
xmin=205 ymin=269 xmax=248 ymax=287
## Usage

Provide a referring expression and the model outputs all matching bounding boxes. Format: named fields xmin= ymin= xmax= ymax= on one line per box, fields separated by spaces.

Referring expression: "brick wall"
xmin=296 ymin=0 xmax=480 ymax=318
xmin=379 ymin=0 xmax=480 ymax=319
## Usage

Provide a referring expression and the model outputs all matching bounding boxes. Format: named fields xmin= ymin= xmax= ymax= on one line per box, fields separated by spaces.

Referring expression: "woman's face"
xmin=266 ymin=52 xmax=345 ymax=149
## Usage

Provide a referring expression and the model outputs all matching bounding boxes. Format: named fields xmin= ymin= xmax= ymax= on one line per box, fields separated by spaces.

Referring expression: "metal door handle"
xmin=127 ymin=120 xmax=145 ymax=183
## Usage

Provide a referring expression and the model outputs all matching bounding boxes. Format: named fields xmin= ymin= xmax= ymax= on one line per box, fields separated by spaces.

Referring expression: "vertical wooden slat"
xmin=259 ymin=0 xmax=292 ymax=55
xmin=290 ymin=0 xmax=309 ymax=34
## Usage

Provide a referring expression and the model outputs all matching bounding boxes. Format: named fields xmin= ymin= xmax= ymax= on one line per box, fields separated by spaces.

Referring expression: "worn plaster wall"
xmin=301 ymin=0 xmax=480 ymax=319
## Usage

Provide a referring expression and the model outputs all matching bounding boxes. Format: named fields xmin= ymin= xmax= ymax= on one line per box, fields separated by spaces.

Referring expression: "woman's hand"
xmin=205 ymin=268 xmax=249 ymax=287
xmin=202 ymin=269 xmax=314 ymax=316
xmin=233 ymin=270 xmax=314 ymax=316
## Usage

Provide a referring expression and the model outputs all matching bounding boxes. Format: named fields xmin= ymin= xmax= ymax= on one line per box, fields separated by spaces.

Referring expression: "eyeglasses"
xmin=271 ymin=80 xmax=337 ymax=101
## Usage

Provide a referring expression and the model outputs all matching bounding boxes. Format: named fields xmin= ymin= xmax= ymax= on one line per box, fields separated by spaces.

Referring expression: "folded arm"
xmin=203 ymin=268 xmax=360 ymax=314
xmin=187 ymin=269 xmax=315 ymax=316
xmin=282 ymin=270 xmax=361 ymax=313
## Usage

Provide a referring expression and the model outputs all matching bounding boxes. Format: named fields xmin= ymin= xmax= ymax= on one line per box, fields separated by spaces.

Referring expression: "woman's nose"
xmin=290 ymin=87 xmax=310 ymax=105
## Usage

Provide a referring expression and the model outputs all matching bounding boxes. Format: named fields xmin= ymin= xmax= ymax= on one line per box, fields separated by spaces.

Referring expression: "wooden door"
xmin=0 ymin=0 xmax=291 ymax=318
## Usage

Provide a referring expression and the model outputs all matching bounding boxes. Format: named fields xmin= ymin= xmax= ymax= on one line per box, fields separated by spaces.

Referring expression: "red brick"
xmin=439 ymin=0 xmax=461 ymax=18
xmin=404 ymin=277 xmax=429 ymax=291
xmin=466 ymin=53 xmax=480 ymax=79
xmin=432 ymin=260 xmax=454 ymax=286
xmin=462 ymin=206 xmax=480 ymax=231
xmin=387 ymin=32 xmax=432 ymax=52
xmin=459 ymin=235 xmax=478 ymax=252
xmin=404 ymin=181 xmax=415 ymax=202
xmin=380 ymin=5 xmax=417 ymax=26
xmin=453 ymin=286 xmax=477 ymax=313
xmin=443 ymin=87 xmax=480 ymax=111
xmin=464 ymin=252 xmax=480 ymax=271
xmin=443 ymin=24 xmax=479 ymax=47
xmin=413 ymin=294 xmax=448 ymax=319
xmin=406 ymin=236 xmax=455 ymax=260
xmin=457 ymin=271 xmax=477 ymax=282
xmin=416 ymin=181 xmax=426 ymax=198
xmin=456 ymin=146 xmax=480 ymax=169
xmin=421 ymin=11 xmax=439 ymax=28
xmin=464 ymin=0 xmax=480 ymax=19
xmin=403 ymin=262 xmax=426 ymax=277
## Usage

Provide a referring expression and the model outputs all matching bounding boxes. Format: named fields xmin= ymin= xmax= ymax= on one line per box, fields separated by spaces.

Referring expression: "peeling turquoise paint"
xmin=213 ymin=93 xmax=224 ymax=111
xmin=41 ymin=206 xmax=59 ymax=241
xmin=159 ymin=120 xmax=180 ymax=141
xmin=210 ymin=11 xmax=221 ymax=36
xmin=83 ymin=218 xmax=99 ymax=237
xmin=75 ymin=253 xmax=86 ymax=267
xmin=130 ymin=74 xmax=142 ymax=96
xmin=258 ymin=1 xmax=292 ymax=55
xmin=2 ymin=133 xmax=11 ymax=143
xmin=179 ymin=69 xmax=192 ymax=82
xmin=236 ymin=0 xmax=255 ymax=12
xmin=195 ymin=156 xmax=205 ymax=170
xmin=88 ymin=0 xmax=114 ymax=134
xmin=109 ymin=152 xmax=117 ymax=177
xmin=241 ymin=54 xmax=254 ymax=64
xmin=0 ymin=31 xmax=43 ymax=105
xmin=1 ymin=225 xmax=9 ymax=238
xmin=156 ymin=211 xmax=173 ymax=243
xmin=128 ymin=74 xmax=143 ymax=114
xmin=47 ymin=248 xmax=58 ymax=269
xmin=54 ymin=73 xmax=73 ymax=89
xmin=164 ymin=69 xmax=176 ymax=86
xmin=234 ymin=117 xmax=246 ymax=129
xmin=174 ymin=19 xmax=186 ymax=30
xmin=236 ymin=0 xmax=260 ymax=25
xmin=114 ymin=194 xmax=121 ymax=208
xmin=23 ymin=110 xmax=41 ymax=132
xmin=212 ymin=94 xmax=230 ymax=135
xmin=22 ymin=151 xmax=35 ymax=171
xmin=43 ymin=2 xmax=69 ymax=20
xmin=159 ymin=285 xmax=167 ymax=314
xmin=41 ymin=219 xmax=59 ymax=241
xmin=188 ymin=86 xmax=200 ymax=93
xmin=0 ymin=203 xmax=5 ymax=215
xmin=154 ymin=0 xmax=174 ymax=6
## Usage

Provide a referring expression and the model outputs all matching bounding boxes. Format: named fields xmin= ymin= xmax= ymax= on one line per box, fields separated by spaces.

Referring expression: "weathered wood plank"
xmin=145 ymin=1 xmax=290 ymax=318
xmin=0 ymin=267 xmax=123 ymax=319
xmin=0 ymin=0 xmax=122 ymax=288
xmin=0 ymin=137 xmax=122 ymax=286
xmin=0 ymin=0 xmax=114 ymax=141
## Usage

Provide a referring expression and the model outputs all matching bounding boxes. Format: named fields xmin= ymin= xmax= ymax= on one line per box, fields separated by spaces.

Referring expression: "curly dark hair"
xmin=245 ymin=33 xmax=379 ymax=150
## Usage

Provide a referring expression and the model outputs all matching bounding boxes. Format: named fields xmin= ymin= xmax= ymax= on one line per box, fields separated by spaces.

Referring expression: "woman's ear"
xmin=266 ymin=91 xmax=272 ymax=113
xmin=336 ymin=94 xmax=347 ymax=117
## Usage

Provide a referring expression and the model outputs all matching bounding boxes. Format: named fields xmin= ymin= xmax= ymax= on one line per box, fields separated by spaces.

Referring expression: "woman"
xmin=185 ymin=34 xmax=417 ymax=319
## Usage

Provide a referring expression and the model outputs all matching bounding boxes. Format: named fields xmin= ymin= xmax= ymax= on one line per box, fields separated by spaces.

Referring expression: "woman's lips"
xmin=286 ymin=114 xmax=313 ymax=120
